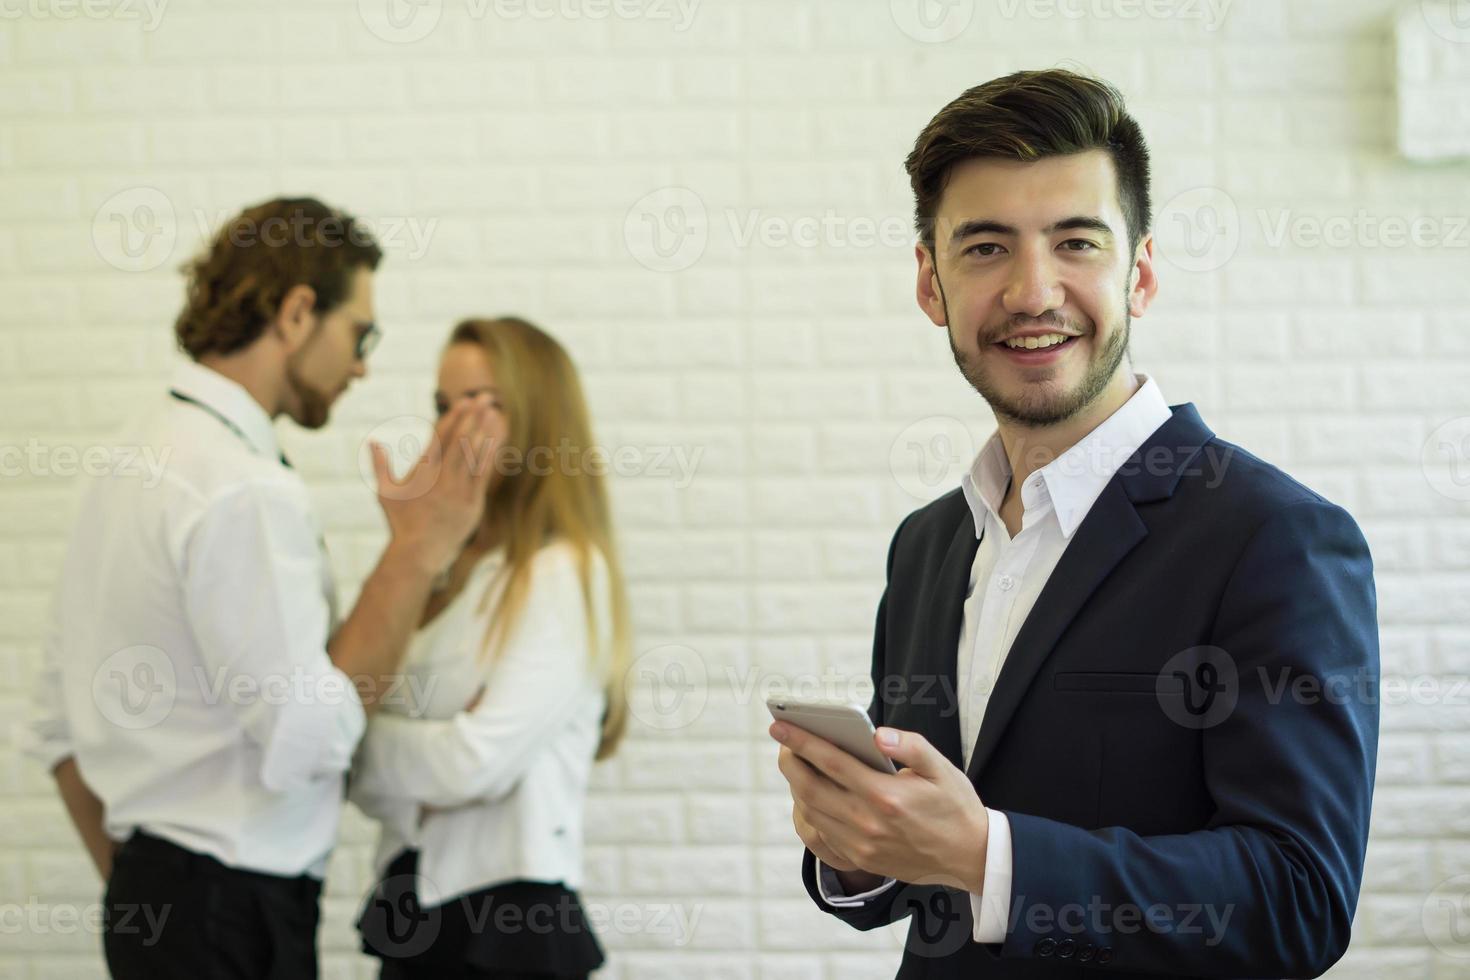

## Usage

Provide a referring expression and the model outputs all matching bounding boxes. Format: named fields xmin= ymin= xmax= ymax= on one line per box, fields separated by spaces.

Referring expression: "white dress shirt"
xmin=348 ymin=540 xmax=610 ymax=908
xmin=817 ymin=374 xmax=1172 ymax=943
xmin=22 ymin=360 xmax=363 ymax=878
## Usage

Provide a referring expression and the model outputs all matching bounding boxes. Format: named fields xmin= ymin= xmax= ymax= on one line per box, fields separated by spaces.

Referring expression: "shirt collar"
xmin=960 ymin=374 xmax=1173 ymax=540
xmin=168 ymin=359 xmax=282 ymax=462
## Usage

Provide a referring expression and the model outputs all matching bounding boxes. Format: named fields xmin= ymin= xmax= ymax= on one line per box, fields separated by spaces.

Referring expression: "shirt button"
xmin=997 ymin=574 xmax=1015 ymax=591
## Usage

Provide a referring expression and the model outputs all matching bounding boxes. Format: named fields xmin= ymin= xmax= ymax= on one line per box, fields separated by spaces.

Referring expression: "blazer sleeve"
xmin=800 ymin=512 xmax=918 ymax=931
xmin=999 ymin=497 xmax=1379 ymax=977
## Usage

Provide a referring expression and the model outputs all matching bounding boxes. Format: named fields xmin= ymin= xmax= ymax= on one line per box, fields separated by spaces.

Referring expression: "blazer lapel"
xmin=962 ymin=403 xmax=1216 ymax=783
xmin=915 ymin=505 xmax=981 ymax=770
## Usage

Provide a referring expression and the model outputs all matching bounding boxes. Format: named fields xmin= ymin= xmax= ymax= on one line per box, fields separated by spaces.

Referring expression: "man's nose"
xmin=1002 ymin=249 xmax=1063 ymax=317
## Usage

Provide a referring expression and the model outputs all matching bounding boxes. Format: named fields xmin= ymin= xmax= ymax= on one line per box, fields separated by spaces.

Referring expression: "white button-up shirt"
xmin=22 ymin=360 xmax=364 ymax=878
xmin=820 ymin=374 xmax=1172 ymax=943
xmin=347 ymin=541 xmax=610 ymax=906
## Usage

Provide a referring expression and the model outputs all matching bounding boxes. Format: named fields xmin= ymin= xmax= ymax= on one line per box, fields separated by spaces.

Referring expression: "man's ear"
xmin=1127 ymin=234 xmax=1158 ymax=318
xmin=273 ymin=284 xmax=319 ymax=353
xmin=915 ymin=243 xmax=948 ymax=328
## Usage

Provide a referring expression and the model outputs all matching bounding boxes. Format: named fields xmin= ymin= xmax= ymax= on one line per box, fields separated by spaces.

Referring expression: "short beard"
xmin=941 ymin=271 xmax=1132 ymax=429
xmin=285 ymin=349 xmax=332 ymax=430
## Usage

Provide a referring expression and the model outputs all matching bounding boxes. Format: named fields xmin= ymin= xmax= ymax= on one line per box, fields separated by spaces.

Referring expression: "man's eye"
xmin=1062 ymin=240 xmax=1099 ymax=251
xmin=966 ymin=243 xmax=1003 ymax=257
xmin=434 ymin=402 xmax=448 ymax=417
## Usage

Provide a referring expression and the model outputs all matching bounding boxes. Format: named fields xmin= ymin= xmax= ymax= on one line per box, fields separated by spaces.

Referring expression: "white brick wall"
xmin=1 ymin=0 xmax=1467 ymax=976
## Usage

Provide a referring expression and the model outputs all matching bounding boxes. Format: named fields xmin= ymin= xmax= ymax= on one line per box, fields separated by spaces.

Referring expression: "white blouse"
xmin=348 ymin=539 xmax=611 ymax=908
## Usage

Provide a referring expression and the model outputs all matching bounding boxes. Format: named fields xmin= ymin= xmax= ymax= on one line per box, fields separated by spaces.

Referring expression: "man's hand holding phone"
xmin=769 ymin=699 xmax=991 ymax=895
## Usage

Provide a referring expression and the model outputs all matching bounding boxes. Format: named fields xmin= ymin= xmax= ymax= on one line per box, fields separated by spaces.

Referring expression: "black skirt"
xmin=357 ymin=849 xmax=605 ymax=979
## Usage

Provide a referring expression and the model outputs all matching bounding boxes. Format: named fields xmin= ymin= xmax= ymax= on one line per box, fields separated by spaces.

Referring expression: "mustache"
xmin=981 ymin=314 xmax=1085 ymax=344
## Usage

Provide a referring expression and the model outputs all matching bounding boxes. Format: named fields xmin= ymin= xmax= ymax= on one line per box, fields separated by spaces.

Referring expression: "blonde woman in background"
xmin=349 ymin=317 xmax=631 ymax=980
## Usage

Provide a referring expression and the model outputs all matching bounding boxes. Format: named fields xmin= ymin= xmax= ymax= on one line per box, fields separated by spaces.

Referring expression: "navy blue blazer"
xmin=801 ymin=402 xmax=1379 ymax=979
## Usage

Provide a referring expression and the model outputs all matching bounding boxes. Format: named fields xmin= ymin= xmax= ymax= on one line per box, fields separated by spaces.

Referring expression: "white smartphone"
xmin=767 ymin=695 xmax=897 ymax=774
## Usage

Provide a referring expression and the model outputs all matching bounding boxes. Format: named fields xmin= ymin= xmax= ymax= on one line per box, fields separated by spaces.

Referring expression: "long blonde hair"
xmin=450 ymin=316 xmax=631 ymax=761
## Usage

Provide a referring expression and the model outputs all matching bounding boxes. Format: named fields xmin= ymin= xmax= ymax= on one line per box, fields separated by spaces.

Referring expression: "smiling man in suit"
xmin=771 ymin=69 xmax=1379 ymax=978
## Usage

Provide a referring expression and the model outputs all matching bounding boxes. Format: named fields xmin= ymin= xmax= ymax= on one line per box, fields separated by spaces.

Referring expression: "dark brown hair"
xmin=174 ymin=197 xmax=383 ymax=359
xmin=905 ymin=69 xmax=1152 ymax=256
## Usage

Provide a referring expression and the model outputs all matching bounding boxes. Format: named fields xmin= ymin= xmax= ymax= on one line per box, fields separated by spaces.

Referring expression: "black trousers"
xmin=103 ymin=830 xmax=322 ymax=980
xmin=360 ymin=849 xmax=604 ymax=979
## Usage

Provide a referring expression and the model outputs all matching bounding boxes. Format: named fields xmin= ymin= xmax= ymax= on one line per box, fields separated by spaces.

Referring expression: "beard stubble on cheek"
xmin=285 ymin=351 xmax=333 ymax=430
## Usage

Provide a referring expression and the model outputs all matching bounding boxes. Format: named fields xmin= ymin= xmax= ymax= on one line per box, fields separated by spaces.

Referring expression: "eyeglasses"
xmin=356 ymin=322 xmax=381 ymax=361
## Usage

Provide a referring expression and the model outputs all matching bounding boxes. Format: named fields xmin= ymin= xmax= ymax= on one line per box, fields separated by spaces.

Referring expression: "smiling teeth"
xmin=1004 ymin=333 xmax=1071 ymax=350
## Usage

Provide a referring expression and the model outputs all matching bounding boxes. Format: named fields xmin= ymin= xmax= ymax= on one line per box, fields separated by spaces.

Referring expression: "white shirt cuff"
xmin=815 ymin=857 xmax=897 ymax=907
xmin=969 ymin=807 xmax=1012 ymax=943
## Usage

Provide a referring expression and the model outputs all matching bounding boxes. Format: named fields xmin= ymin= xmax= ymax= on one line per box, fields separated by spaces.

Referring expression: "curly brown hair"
xmin=905 ymin=68 xmax=1152 ymax=256
xmin=174 ymin=197 xmax=383 ymax=359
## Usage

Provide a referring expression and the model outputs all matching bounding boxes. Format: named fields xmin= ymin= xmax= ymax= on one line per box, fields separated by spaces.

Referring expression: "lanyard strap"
xmin=168 ymin=389 xmax=292 ymax=469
